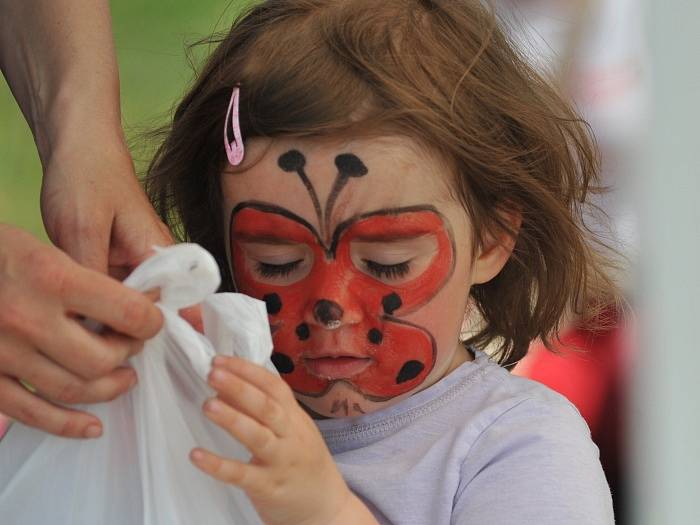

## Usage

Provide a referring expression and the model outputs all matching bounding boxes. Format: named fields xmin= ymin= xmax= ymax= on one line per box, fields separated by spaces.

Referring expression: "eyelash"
xmin=363 ymin=259 xmax=411 ymax=280
xmin=256 ymin=259 xmax=303 ymax=278
xmin=254 ymin=258 xmax=411 ymax=280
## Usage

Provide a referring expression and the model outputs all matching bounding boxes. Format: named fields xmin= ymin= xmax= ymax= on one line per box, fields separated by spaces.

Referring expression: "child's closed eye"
xmin=256 ymin=259 xmax=303 ymax=278
xmin=362 ymin=259 xmax=411 ymax=280
xmin=242 ymin=241 xmax=312 ymax=283
xmin=351 ymin=235 xmax=438 ymax=283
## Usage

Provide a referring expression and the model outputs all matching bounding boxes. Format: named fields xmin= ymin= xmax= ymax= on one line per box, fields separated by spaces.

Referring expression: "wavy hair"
xmin=145 ymin=0 xmax=620 ymax=366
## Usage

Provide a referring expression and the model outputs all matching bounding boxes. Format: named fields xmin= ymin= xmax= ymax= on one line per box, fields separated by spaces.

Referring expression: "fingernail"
xmin=212 ymin=356 xmax=226 ymax=367
xmin=206 ymin=398 xmax=224 ymax=413
xmin=191 ymin=449 xmax=205 ymax=462
xmin=209 ymin=369 xmax=226 ymax=384
xmin=84 ymin=424 xmax=102 ymax=439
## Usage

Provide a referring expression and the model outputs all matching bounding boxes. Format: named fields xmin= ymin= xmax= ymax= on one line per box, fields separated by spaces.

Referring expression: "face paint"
xmin=229 ymin=150 xmax=456 ymax=401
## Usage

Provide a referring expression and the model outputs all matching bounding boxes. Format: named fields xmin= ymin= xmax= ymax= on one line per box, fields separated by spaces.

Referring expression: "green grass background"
xmin=0 ymin=1 xmax=250 ymax=239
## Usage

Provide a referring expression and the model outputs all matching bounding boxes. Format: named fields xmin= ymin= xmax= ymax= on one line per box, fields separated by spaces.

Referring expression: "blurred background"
xmin=1 ymin=1 xmax=698 ymax=523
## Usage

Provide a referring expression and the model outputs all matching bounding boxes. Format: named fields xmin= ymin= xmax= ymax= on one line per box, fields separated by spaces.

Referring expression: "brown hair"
xmin=145 ymin=0 xmax=619 ymax=367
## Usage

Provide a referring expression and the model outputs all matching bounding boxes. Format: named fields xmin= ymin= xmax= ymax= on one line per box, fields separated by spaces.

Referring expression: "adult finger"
xmin=0 ymin=376 xmax=103 ymax=439
xmin=212 ymin=356 xmax=295 ymax=405
xmin=0 ymin=341 xmax=136 ymax=405
xmin=107 ymin=198 xmax=175 ymax=278
xmin=208 ymin=367 xmax=288 ymax=438
xmin=179 ymin=304 xmax=203 ymax=334
xmin=38 ymin=365 xmax=137 ymax=405
xmin=62 ymin=265 xmax=163 ymax=340
xmin=35 ymin=322 xmax=143 ymax=380
xmin=203 ymin=398 xmax=280 ymax=463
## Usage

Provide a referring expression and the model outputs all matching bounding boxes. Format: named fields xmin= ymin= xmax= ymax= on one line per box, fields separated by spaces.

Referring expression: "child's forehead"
xmin=222 ymin=135 xmax=456 ymax=213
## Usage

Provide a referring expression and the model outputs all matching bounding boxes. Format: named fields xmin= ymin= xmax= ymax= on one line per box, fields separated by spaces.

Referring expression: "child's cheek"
xmin=402 ymin=281 xmax=471 ymax=376
xmin=400 ymin=239 xmax=476 ymax=380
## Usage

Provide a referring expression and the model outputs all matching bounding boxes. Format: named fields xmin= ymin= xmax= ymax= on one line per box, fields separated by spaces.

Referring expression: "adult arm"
xmin=0 ymin=0 xmax=171 ymax=437
xmin=0 ymin=0 xmax=172 ymax=275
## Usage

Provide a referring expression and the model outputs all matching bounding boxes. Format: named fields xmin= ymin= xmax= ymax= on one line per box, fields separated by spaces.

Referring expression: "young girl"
xmin=146 ymin=0 xmax=617 ymax=523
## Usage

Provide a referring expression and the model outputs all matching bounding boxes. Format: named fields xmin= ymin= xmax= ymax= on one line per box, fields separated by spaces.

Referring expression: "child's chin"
xmin=295 ymin=381 xmax=412 ymax=419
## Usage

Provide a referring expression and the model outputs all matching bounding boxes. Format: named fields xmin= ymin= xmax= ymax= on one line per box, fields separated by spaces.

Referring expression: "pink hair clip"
xmin=224 ymin=85 xmax=245 ymax=166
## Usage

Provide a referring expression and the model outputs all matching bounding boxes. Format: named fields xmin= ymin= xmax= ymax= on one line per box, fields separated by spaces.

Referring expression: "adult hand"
xmin=0 ymin=0 xmax=177 ymax=438
xmin=41 ymin=131 xmax=173 ymax=279
xmin=0 ymin=224 xmax=163 ymax=438
xmin=2 ymin=0 xmax=174 ymax=276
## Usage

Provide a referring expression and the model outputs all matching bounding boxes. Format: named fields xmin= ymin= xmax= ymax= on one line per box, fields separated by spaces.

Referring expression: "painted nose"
xmin=313 ymin=299 xmax=344 ymax=329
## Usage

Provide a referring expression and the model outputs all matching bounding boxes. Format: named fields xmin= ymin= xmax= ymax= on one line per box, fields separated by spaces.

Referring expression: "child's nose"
xmin=304 ymin=268 xmax=364 ymax=328
xmin=305 ymin=294 xmax=364 ymax=328
xmin=313 ymin=299 xmax=344 ymax=328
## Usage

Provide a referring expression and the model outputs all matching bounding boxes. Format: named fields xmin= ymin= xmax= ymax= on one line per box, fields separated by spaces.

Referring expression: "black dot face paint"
xmin=295 ymin=323 xmax=310 ymax=341
xmin=271 ymin=352 xmax=295 ymax=374
xmin=396 ymin=360 xmax=425 ymax=384
xmin=229 ymin=149 xmax=456 ymax=402
xmin=368 ymin=328 xmax=383 ymax=345
xmin=382 ymin=293 xmax=403 ymax=315
xmin=263 ymin=293 xmax=282 ymax=315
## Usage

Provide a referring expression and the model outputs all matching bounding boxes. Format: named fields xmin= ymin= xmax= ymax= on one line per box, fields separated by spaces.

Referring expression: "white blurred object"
xmin=0 ymin=243 xmax=273 ymax=524
xmin=495 ymin=0 xmax=650 ymax=269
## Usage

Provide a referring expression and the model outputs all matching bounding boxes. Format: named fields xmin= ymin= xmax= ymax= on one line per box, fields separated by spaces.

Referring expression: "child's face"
xmin=221 ymin=135 xmax=497 ymax=418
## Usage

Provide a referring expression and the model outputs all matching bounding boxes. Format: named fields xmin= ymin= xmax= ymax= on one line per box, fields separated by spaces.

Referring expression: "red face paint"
xmin=229 ymin=203 xmax=455 ymax=400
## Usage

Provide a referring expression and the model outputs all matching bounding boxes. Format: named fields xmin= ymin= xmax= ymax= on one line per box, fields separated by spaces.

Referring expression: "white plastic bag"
xmin=0 ymin=244 xmax=273 ymax=524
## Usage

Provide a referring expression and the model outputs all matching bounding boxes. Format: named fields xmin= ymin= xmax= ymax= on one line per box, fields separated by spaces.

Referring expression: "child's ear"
xmin=472 ymin=210 xmax=522 ymax=285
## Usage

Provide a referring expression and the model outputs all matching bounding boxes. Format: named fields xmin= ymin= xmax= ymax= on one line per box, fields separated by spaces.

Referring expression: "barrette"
xmin=224 ymin=85 xmax=244 ymax=166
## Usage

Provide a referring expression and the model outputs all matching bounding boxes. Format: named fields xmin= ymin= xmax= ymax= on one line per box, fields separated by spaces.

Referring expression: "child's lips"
xmin=302 ymin=355 xmax=373 ymax=379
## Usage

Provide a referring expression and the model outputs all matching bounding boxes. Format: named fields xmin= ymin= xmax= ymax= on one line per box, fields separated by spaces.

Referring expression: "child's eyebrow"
xmin=235 ymin=233 xmax=300 ymax=245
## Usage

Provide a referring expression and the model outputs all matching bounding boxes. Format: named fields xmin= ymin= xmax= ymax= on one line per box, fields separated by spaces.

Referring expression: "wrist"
xmin=0 ymin=0 xmax=124 ymax=167
xmin=36 ymin=75 xmax=124 ymax=169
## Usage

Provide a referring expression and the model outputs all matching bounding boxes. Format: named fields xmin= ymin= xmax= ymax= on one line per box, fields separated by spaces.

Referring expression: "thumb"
xmin=108 ymin=212 xmax=175 ymax=280
xmin=54 ymin=219 xmax=112 ymax=274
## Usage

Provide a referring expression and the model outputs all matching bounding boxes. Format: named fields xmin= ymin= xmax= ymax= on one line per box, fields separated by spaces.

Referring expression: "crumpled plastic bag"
xmin=0 ymin=244 xmax=274 ymax=524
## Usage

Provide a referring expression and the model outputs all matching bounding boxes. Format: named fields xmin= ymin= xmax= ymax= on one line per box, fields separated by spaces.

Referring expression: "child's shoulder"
xmin=427 ymin=349 xmax=588 ymax=436
xmin=400 ymin=348 xmax=599 ymax=471
xmin=447 ymin=351 xmax=613 ymax=523
xmin=450 ymin=351 xmax=597 ymax=459
xmin=467 ymin=350 xmax=587 ymax=426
